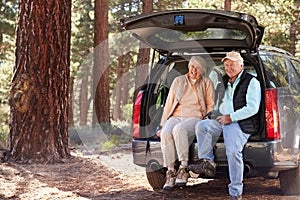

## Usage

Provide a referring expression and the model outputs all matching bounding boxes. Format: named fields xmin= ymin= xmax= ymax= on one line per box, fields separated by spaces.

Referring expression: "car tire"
xmin=279 ymin=164 xmax=300 ymax=195
xmin=146 ymin=167 xmax=166 ymax=190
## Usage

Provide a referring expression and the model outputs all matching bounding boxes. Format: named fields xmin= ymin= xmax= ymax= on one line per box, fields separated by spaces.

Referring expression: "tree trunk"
xmin=93 ymin=0 xmax=110 ymax=125
xmin=69 ymin=77 xmax=74 ymax=127
xmin=79 ymin=64 xmax=89 ymax=126
xmin=113 ymin=55 xmax=123 ymax=120
xmin=122 ymin=52 xmax=131 ymax=105
xmin=290 ymin=21 xmax=297 ymax=55
xmin=224 ymin=0 xmax=231 ymax=11
xmin=9 ymin=0 xmax=71 ymax=163
xmin=135 ymin=45 xmax=150 ymax=91
xmin=135 ymin=0 xmax=153 ymax=91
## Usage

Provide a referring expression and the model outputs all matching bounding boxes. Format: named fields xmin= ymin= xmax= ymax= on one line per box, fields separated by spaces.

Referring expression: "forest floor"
xmin=0 ymin=143 xmax=300 ymax=200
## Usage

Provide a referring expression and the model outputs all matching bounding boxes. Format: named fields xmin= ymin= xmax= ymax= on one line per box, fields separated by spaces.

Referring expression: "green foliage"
xmin=153 ymin=0 xmax=187 ymax=11
xmin=0 ymin=0 xmax=17 ymax=61
xmin=120 ymin=103 xmax=134 ymax=121
xmin=111 ymin=120 xmax=132 ymax=143
xmin=110 ymin=0 xmax=142 ymax=22
xmin=101 ymin=135 xmax=120 ymax=150
xmin=0 ymin=1 xmax=17 ymax=148
xmin=232 ymin=0 xmax=298 ymax=53
xmin=101 ymin=120 xmax=132 ymax=150
xmin=184 ymin=0 xmax=299 ymax=57
xmin=71 ymin=0 xmax=94 ymax=75
xmin=69 ymin=125 xmax=107 ymax=150
xmin=184 ymin=0 xmax=223 ymax=9
xmin=0 ymin=124 xmax=9 ymax=148
xmin=69 ymin=121 xmax=131 ymax=150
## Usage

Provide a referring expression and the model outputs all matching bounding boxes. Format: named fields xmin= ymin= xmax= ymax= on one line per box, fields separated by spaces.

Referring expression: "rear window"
xmin=261 ymin=53 xmax=300 ymax=93
xmin=291 ymin=59 xmax=300 ymax=73
xmin=154 ymin=28 xmax=248 ymax=43
xmin=290 ymin=59 xmax=300 ymax=90
xmin=261 ymin=54 xmax=289 ymax=88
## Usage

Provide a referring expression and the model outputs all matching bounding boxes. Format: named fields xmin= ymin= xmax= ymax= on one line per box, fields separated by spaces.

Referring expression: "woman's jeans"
xmin=195 ymin=119 xmax=250 ymax=196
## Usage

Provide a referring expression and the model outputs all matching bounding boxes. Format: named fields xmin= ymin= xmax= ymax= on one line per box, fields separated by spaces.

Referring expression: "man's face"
xmin=223 ymin=59 xmax=243 ymax=78
xmin=188 ymin=62 xmax=204 ymax=80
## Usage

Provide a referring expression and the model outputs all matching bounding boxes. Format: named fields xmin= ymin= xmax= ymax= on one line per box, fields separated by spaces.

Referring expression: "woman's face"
xmin=223 ymin=59 xmax=243 ymax=78
xmin=188 ymin=62 xmax=204 ymax=80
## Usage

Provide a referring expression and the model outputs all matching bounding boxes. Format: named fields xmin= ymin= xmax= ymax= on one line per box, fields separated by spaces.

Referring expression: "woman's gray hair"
xmin=188 ymin=56 xmax=206 ymax=72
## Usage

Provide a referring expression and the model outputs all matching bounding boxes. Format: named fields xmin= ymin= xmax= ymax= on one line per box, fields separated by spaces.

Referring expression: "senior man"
xmin=156 ymin=56 xmax=215 ymax=189
xmin=190 ymin=51 xmax=261 ymax=200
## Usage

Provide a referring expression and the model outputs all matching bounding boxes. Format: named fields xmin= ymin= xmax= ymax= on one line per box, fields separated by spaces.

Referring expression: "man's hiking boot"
xmin=189 ymin=159 xmax=217 ymax=178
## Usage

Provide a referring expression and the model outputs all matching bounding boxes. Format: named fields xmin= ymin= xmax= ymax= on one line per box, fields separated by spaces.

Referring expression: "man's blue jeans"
xmin=195 ymin=119 xmax=250 ymax=196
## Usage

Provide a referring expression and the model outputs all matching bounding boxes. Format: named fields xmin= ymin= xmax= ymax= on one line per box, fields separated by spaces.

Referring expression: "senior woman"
xmin=156 ymin=56 xmax=215 ymax=189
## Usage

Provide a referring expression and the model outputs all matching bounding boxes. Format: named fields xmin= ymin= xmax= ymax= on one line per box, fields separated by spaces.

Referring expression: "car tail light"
xmin=265 ymin=88 xmax=280 ymax=140
xmin=132 ymin=91 xmax=143 ymax=138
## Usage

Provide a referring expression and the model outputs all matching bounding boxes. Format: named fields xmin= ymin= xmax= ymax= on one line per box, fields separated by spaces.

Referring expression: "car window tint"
xmin=261 ymin=55 xmax=289 ymax=87
xmin=244 ymin=65 xmax=257 ymax=77
xmin=291 ymin=59 xmax=300 ymax=72
xmin=165 ymin=61 xmax=188 ymax=87
xmin=152 ymin=28 xmax=248 ymax=43
xmin=288 ymin=59 xmax=300 ymax=91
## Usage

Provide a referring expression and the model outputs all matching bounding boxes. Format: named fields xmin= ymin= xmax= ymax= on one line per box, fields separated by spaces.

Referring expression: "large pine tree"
xmin=8 ymin=0 xmax=71 ymax=163
xmin=134 ymin=0 xmax=153 ymax=92
xmin=93 ymin=0 xmax=110 ymax=125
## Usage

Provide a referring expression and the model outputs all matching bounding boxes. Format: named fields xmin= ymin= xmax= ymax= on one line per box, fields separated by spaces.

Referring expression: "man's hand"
xmin=216 ymin=114 xmax=232 ymax=125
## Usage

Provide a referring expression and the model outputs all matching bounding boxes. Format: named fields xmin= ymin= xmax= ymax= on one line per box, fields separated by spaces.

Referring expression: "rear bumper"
xmin=132 ymin=139 xmax=299 ymax=176
xmin=132 ymin=139 xmax=163 ymax=168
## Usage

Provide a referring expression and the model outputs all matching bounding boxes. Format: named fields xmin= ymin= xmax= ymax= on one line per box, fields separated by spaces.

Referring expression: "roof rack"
xmin=259 ymin=45 xmax=293 ymax=56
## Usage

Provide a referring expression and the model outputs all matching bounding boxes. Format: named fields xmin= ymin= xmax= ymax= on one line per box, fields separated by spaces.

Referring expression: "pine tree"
xmin=9 ymin=0 xmax=71 ymax=163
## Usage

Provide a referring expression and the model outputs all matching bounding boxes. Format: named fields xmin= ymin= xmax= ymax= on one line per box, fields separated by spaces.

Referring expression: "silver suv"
xmin=121 ymin=9 xmax=300 ymax=195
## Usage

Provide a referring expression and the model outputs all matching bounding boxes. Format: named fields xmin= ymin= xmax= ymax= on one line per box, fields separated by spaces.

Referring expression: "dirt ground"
xmin=0 ymin=144 xmax=300 ymax=200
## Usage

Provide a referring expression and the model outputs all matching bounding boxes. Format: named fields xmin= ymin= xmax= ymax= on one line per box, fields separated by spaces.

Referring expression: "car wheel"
xmin=279 ymin=164 xmax=300 ymax=195
xmin=146 ymin=167 xmax=166 ymax=190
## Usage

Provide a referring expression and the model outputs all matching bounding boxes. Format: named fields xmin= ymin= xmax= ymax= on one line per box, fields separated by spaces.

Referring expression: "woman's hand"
xmin=156 ymin=125 xmax=162 ymax=137
xmin=156 ymin=129 xmax=161 ymax=137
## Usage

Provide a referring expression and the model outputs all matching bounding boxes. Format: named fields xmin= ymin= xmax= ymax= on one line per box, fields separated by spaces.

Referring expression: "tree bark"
xmin=9 ymin=0 xmax=71 ymax=163
xmin=69 ymin=77 xmax=74 ymax=127
xmin=224 ymin=0 xmax=231 ymax=11
xmin=135 ymin=0 xmax=153 ymax=91
xmin=290 ymin=21 xmax=297 ymax=55
xmin=122 ymin=52 xmax=131 ymax=105
xmin=113 ymin=55 xmax=123 ymax=120
xmin=93 ymin=0 xmax=110 ymax=125
xmin=79 ymin=64 xmax=89 ymax=125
